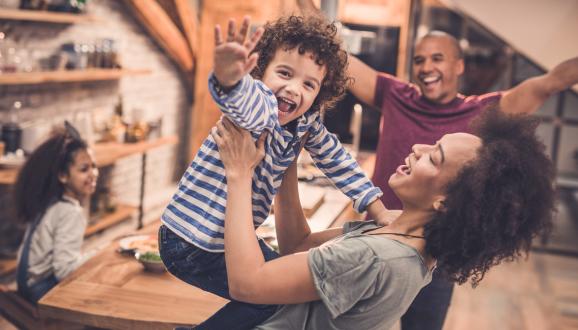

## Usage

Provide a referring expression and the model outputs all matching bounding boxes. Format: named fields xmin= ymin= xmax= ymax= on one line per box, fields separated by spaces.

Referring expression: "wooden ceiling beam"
xmin=175 ymin=0 xmax=199 ymax=61
xmin=126 ymin=0 xmax=194 ymax=74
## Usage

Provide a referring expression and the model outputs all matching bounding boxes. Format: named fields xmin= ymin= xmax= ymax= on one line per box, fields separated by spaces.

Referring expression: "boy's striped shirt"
xmin=162 ymin=74 xmax=382 ymax=252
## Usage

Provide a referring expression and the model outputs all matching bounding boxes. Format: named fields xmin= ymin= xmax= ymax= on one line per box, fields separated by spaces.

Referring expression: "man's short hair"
xmin=419 ymin=30 xmax=464 ymax=59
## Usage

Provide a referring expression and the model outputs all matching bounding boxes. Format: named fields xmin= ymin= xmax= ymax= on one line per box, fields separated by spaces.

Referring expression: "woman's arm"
xmin=212 ymin=119 xmax=320 ymax=304
xmin=274 ymin=166 xmax=399 ymax=253
xmin=274 ymin=161 xmax=343 ymax=255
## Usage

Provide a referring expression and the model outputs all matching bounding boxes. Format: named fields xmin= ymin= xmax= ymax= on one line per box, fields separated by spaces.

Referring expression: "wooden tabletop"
xmin=37 ymin=222 xmax=227 ymax=329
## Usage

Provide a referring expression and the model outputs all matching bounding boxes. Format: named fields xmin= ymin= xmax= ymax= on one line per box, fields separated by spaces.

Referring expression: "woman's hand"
xmin=211 ymin=117 xmax=267 ymax=179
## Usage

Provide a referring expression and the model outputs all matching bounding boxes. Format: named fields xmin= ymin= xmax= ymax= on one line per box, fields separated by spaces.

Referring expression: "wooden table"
xmin=38 ymin=223 xmax=227 ymax=329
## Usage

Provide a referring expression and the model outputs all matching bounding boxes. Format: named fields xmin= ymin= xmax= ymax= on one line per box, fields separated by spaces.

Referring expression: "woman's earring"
xmin=433 ymin=199 xmax=446 ymax=212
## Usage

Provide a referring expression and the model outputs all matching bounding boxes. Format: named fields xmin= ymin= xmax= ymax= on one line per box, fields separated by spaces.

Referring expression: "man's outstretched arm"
xmin=500 ymin=56 xmax=578 ymax=114
xmin=348 ymin=55 xmax=379 ymax=106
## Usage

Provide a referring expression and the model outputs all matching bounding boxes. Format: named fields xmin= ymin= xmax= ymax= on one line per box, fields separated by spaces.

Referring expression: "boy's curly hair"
xmin=424 ymin=108 xmax=555 ymax=287
xmin=251 ymin=15 xmax=350 ymax=113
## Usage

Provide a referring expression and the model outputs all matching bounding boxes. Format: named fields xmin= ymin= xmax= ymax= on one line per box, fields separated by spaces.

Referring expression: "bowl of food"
xmin=119 ymin=235 xmax=158 ymax=255
xmin=135 ymin=251 xmax=166 ymax=273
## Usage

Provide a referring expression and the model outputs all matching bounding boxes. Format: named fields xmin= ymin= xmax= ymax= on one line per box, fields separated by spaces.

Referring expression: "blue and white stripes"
xmin=161 ymin=74 xmax=382 ymax=252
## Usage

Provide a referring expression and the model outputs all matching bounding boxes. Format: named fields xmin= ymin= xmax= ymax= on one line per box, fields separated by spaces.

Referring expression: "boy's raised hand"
xmin=214 ymin=16 xmax=264 ymax=88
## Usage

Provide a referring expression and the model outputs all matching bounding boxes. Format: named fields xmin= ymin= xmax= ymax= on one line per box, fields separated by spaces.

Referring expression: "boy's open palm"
xmin=214 ymin=16 xmax=264 ymax=88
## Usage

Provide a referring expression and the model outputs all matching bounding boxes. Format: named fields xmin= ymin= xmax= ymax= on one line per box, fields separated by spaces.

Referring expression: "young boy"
xmin=159 ymin=15 xmax=387 ymax=329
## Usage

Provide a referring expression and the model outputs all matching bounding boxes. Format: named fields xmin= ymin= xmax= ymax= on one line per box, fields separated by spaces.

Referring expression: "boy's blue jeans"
xmin=158 ymin=225 xmax=279 ymax=330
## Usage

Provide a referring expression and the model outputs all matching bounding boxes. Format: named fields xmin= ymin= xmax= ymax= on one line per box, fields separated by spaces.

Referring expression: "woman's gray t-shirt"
xmin=255 ymin=221 xmax=433 ymax=330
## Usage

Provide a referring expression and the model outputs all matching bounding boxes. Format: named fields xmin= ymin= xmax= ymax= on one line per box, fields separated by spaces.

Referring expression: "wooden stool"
xmin=0 ymin=284 xmax=41 ymax=329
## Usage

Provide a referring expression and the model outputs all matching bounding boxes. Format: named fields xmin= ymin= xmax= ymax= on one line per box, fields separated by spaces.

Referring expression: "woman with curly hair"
xmin=159 ymin=15 xmax=388 ymax=329
xmin=211 ymin=108 xmax=555 ymax=330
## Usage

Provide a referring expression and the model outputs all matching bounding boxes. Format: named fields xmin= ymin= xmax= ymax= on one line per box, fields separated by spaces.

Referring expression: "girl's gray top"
xmin=17 ymin=196 xmax=89 ymax=286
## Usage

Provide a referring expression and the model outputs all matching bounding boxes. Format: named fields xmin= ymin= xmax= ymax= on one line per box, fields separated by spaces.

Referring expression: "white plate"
xmin=118 ymin=235 xmax=158 ymax=253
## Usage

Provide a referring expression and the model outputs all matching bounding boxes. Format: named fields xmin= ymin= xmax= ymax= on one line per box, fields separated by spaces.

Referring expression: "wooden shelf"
xmin=85 ymin=204 xmax=137 ymax=237
xmin=0 ymin=204 xmax=137 ymax=277
xmin=0 ymin=167 xmax=18 ymax=185
xmin=0 ymin=68 xmax=151 ymax=86
xmin=94 ymin=135 xmax=178 ymax=167
xmin=0 ymin=135 xmax=178 ymax=185
xmin=0 ymin=8 xmax=98 ymax=24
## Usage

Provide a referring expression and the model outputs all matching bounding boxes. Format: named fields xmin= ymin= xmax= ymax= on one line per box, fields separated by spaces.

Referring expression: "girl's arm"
xmin=212 ymin=119 xmax=320 ymax=304
xmin=52 ymin=206 xmax=86 ymax=280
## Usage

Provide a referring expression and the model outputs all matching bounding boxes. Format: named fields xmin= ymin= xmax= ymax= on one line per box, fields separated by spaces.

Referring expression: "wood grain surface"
xmin=38 ymin=222 xmax=227 ymax=329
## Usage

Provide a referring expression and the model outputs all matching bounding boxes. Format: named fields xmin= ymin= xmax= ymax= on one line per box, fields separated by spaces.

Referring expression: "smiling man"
xmin=345 ymin=30 xmax=578 ymax=330
xmin=412 ymin=31 xmax=464 ymax=104
xmin=350 ymin=31 xmax=578 ymax=211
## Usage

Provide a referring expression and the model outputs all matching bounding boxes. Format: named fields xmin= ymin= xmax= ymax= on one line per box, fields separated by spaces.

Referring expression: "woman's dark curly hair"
xmin=250 ymin=15 xmax=350 ymax=113
xmin=424 ymin=108 xmax=555 ymax=287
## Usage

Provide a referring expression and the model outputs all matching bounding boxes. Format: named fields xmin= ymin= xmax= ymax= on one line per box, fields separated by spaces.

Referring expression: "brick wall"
xmin=0 ymin=0 xmax=191 ymax=251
